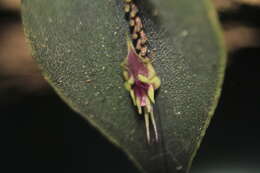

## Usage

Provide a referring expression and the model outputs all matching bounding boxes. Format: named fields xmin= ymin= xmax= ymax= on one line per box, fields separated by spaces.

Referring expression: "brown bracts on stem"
xmin=124 ymin=0 xmax=149 ymax=58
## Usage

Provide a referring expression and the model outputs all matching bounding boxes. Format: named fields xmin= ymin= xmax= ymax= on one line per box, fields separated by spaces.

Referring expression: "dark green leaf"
xmin=21 ymin=0 xmax=226 ymax=172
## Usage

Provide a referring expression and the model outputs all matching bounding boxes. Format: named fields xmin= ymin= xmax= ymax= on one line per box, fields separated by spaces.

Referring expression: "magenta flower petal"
xmin=133 ymin=82 xmax=149 ymax=106
xmin=125 ymin=47 xmax=152 ymax=107
xmin=127 ymin=48 xmax=148 ymax=79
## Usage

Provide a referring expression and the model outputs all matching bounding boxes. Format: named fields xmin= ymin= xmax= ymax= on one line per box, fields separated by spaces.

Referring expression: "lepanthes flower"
xmin=121 ymin=37 xmax=161 ymax=143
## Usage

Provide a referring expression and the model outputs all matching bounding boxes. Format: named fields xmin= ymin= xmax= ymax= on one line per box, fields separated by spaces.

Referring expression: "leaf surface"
xmin=21 ymin=0 xmax=226 ymax=172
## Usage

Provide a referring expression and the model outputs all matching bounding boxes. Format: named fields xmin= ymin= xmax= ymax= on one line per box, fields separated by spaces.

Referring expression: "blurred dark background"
xmin=1 ymin=0 xmax=260 ymax=173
